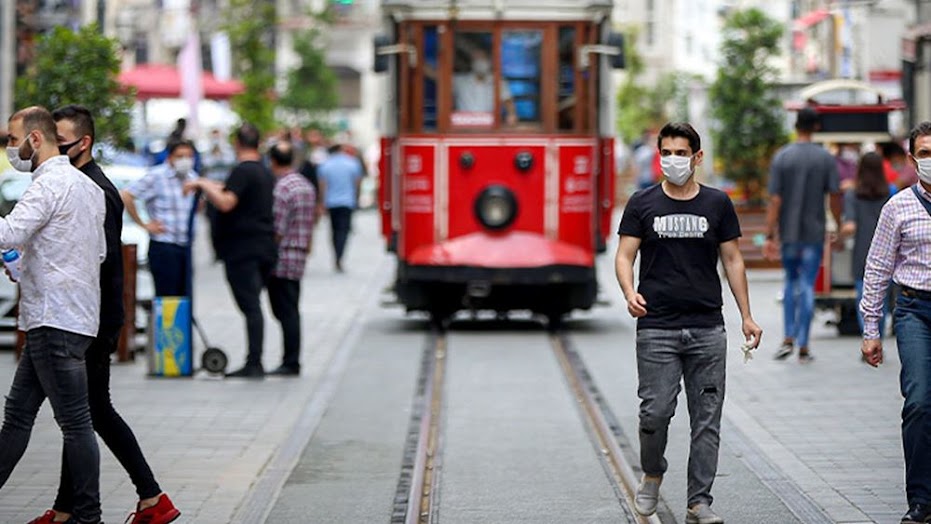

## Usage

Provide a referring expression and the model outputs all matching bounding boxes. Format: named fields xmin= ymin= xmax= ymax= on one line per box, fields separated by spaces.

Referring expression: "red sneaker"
xmin=27 ymin=510 xmax=58 ymax=524
xmin=127 ymin=494 xmax=180 ymax=524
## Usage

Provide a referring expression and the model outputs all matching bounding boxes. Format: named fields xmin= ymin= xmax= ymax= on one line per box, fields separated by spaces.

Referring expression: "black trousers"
xmin=328 ymin=207 xmax=353 ymax=265
xmin=267 ymin=276 xmax=301 ymax=370
xmin=148 ymin=240 xmax=190 ymax=297
xmin=225 ymin=257 xmax=274 ymax=368
xmin=55 ymin=331 xmax=161 ymax=512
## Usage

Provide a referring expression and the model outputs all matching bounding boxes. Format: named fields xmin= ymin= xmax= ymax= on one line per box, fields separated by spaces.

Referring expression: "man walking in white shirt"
xmin=0 ymin=106 xmax=106 ymax=524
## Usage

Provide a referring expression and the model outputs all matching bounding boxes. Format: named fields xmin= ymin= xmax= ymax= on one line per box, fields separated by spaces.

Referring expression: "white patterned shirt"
xmin=0 ymin=156 xmax=106 ymax=336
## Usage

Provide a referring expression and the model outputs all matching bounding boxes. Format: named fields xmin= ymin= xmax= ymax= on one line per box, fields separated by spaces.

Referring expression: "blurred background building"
xmin=1 ymin=0 xmax=929 ymax=147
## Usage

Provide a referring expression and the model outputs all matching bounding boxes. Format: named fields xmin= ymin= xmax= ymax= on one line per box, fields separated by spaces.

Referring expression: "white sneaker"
xmin=634 ymin=475 xmax=662 ymax=516
xmin=685 ymin=503 xmax=724 ymax=524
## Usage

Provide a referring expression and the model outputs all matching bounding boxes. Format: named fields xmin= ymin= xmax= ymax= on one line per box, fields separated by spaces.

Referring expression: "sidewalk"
xmin=0 ymin=209 xmax=912 ymax=523
xmin=588 ymin=225 xmax=909 ymax=524
xmin=0 ymin=211 xmax=391 ymax=524
xmin=724 ymin=270 xmax=905 ymax=524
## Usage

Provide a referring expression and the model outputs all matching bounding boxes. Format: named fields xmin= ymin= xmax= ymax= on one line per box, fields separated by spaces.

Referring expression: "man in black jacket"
xmin=27 ymin=106 xmax=180 ymax=524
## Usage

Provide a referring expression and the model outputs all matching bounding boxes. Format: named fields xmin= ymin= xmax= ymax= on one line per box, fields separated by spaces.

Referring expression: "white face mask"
xmin=6 ymin=140 xmax=35 ymax=172
xmin=472 ymin=58 xmax=491 ymax=76
xmin=917 ymin=158 xmax=931 ymax=184
xmin=173 ymin=157 xmax=194 ymax=176
xmin=660 ymin=155 xmax=693 ymax=186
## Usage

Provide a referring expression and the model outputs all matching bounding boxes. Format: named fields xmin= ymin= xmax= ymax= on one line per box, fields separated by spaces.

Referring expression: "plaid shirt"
xmin=272 ymin=172 xmax=316 ymax=280
xmin=860 ymin=184 xmax=931 ymax=339
xmin=126 ymin=162 xmax=197 ymax=245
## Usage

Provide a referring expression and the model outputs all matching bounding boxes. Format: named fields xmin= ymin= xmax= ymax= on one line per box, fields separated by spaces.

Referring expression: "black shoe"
xmin=268 ymin=365 xmax=300 ymax=377
xmin=798 ymin=351 xmax=814 ymax=364
xmin=225 ymin=365 xmax=264 ymax=379
xmin=903 ymin=504 xmax=931 ymax=523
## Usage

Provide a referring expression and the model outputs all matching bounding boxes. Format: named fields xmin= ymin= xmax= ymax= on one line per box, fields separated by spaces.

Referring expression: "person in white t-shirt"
xmin=453 ymin=49 xmax=517 ymax=125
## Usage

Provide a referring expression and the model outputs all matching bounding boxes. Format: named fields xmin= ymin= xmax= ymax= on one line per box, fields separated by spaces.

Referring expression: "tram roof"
xmin=381 ymin=0 xmax=614 ymax=21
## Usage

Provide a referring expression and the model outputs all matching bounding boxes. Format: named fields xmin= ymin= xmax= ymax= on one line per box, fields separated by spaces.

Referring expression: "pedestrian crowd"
xmin=0 ymin=104 xmax=366 ymax=523
xmin=619 ymin=115 xmax=931 ymax=524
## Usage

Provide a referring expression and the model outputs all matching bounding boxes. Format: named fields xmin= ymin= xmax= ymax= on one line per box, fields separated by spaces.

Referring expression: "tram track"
xmin=391 ymin=325 xmax=669 ymax=524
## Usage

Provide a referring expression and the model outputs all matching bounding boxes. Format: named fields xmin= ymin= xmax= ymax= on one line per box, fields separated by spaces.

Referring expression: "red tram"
xmin=373 ymin=0 xmax=624 ymax=322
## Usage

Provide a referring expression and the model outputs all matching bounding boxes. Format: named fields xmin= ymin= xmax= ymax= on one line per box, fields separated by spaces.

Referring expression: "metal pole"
xmin=0 ymin=0 xmax=15 ymax=123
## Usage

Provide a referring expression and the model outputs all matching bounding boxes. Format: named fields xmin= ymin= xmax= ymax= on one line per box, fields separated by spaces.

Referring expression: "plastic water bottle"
xmin=2 ymin=249 xmax=22 ymax=282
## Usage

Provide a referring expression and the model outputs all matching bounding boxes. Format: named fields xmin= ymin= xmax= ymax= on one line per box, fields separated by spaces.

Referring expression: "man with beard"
xmin=0 ymin=106 xmax=106 ymax=524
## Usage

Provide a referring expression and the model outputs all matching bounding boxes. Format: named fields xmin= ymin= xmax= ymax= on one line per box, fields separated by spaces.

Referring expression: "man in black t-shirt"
xmin=45 ymin=105 xmax=180 ymax=524
xmin=186 ymin=123 xmax=277 ymax=379
xmin=616 ymin=122 xmax=762 ymax=524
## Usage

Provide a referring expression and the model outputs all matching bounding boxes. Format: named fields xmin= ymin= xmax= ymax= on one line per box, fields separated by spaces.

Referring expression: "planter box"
xmin=735 ymin=205 xmax=782 ymax=270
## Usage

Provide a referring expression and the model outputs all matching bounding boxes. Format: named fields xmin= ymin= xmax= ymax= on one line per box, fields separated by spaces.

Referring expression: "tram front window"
xmin=452 ymin=32 xmax=517 ymax=127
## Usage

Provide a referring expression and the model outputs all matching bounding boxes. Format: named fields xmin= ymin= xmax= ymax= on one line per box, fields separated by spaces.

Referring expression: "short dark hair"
xmin=10 ymin=106 xmax=58 ymax=143
xmin=166 ymin=138 xmax=196 ymax=156
xmin=795 ymin=107 xmax=820 ymax=132
xmin=656 ymin=122 xmax=701 ymax=153
xmin=908 ymin=121 xmax=931 ymax=156
xmin=235 ymin=123 xmax=261 ymax=149
xmin=51 ymin=104 xmax=96 ymax=143
xmin=269 ymin=141 xmax=293 ymax=166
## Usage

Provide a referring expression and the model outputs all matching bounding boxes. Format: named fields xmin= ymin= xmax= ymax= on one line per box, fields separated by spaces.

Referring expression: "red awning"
xmin=793 ymin=9 xmax=832 ymax=31
xmin=118 ymin=64 xmax=245 ymax=101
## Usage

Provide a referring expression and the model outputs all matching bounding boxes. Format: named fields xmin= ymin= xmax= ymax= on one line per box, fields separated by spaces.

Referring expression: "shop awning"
xmin=118 ymin=64 xmax=245 ymax=101
xmin=793 ymin=9 xmax=832 ymax=31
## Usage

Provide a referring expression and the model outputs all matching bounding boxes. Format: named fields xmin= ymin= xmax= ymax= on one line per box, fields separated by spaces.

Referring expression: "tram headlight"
xmin=474 ymin=185 xmax=518 ymax=230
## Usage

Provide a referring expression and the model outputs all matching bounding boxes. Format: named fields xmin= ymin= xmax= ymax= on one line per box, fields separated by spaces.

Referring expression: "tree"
xmin=615 ymin=26 xmax=689 ymax=144
xmin=224 ymin=0 xmax=278 ymax=134
xmin=709 ymin=8 xmax=787 ymax=205
xmin=14 ymin=24 xmax=134 ymax=146
xmin=279 ymin=19 xmax=339 ymax=127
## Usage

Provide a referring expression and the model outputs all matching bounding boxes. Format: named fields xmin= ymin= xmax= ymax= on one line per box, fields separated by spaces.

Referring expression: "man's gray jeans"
xmin=636 ymin=326 xmax=727 ymax=507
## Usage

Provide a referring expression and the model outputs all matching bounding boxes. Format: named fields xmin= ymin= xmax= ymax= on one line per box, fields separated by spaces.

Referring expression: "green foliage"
xmin=615 ymin=27 xmax=690 ymax=143
xmin=224 ymin=0 xmax=277 ymax=134
xmin=709 ymin=8 xmax=787 ymax=204
xmin=14 ymin=24 xmax=134 ymax=146
xmin=279 ymin=21 xmax=339 ymax=125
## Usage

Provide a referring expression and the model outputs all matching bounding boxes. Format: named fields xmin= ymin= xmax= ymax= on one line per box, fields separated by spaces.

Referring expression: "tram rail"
xmin=391 ymin=325 xmax=668 ymax=523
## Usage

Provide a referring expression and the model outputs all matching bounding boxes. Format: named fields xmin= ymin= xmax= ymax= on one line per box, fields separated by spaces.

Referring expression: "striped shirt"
xmin=860 ymin=183 xmax=931 ymax=339
xmin=126 ymin=162 xmax=197 ymax=245
xmin=272 ymin=172 xmax=316 ymax=280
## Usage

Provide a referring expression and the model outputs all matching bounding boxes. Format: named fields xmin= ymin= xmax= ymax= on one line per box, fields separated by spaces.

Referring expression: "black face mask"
xmin=58 ymin=138 xmax=81 ymax=157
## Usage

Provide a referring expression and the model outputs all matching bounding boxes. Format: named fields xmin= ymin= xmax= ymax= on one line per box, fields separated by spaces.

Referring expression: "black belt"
xmin=901 ymin=285 xmax=931 ymax=301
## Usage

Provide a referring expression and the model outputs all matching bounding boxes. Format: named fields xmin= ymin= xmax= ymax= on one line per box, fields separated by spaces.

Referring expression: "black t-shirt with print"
xmin=617 ymin=184 xmax=741 ymax=330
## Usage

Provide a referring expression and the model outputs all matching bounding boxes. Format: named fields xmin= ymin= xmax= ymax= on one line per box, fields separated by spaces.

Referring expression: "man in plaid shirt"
xmin=266 ymin=141 xmax=316 ymax=376
xmin=861 ymin=121 xmax=931 ymax=524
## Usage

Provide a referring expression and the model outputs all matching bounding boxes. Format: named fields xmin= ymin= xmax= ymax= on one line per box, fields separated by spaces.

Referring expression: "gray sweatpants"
xmin=636 ymin=326 xmax=727 ymax=507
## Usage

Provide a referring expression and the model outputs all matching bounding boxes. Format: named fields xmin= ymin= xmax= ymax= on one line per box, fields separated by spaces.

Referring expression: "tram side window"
xmin=501 ymin=31 xmax=542 ymax=125
xmin=423 ymin=26 xmax=438 ymax=131
xmin=558 ymin=26 xmax=576 ymax=131
xmin=452 ymin=32 xmax=516 ymax=127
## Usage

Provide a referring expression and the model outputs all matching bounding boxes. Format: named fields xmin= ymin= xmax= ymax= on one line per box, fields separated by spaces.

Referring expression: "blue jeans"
xmin=894 ymin=293 xmax=931 ymax=506
xmin=636 ymin=326 xmax=727 ymax=507
xmin=781 ymin=242 xmax=824 ymax=348
xmin=0 ymin=327 xmax=100 ymax=523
